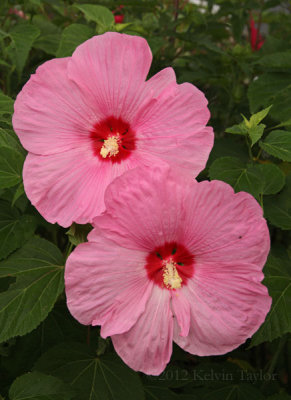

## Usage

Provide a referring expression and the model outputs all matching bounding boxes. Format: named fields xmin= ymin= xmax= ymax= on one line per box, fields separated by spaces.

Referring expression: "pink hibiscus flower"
xmin=65 ymin=164 xmax=271 ymax=375
xmin=12 ymin=32 xmax=213 ymax=227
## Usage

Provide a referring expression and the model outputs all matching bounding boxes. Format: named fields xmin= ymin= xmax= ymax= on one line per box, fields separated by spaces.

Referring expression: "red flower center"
xmin=145 ymin=242 xmax=194 ymax=290
xmin=90 ymin=116 xmax=136 ymax=163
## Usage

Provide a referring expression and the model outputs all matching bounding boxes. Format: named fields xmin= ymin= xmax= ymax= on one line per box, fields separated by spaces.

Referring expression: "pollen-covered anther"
xmin=100 ymin=135 xmax=120 ymax=158
xmin=163 ymin=259 xmax=182 ymax=289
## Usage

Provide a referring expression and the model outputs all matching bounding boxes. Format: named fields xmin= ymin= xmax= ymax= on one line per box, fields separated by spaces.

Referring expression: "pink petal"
xmin=181 ymin=180 xmax=270 ymax=267
xmin=134 ymin=81 xmax=214 ymax=176
xmin=174 ymin=261 xmax=271 ymax=355
xmin=13 ymin=58 xmax=95 ymax=155
xmin=65 ymin=236 xmax=152 ymax=335
xmin=93 ymin=164 xmax=193 ymax=251
xmin=111 ymin=286 xmax=173 ymax=375
xmin=171 ymin=290 xmax=191 ymax=337
xmin=23 ymin=147 xmax=136 ymax=227
xmin=67 ymin=32 xmax=152 ymax=123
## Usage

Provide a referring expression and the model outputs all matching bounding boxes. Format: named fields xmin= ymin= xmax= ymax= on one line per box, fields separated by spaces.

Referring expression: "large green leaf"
xmin=35 ymin=343 xmax=145 ymax=400
xmin=0 ymin=92 xmax=14 ymax=115
xmin=264 ymin=174 xmax=291 ymax=229
xmin=7 ymin=23 xmax=40 ymax=76
xmin=9 ymin=371 xmax=75 ymax=400
xmin=248 ymin=73 xmax=291 ymax=122
xmin=260 ymin=130 xmax=291 ymax=162
xmin=197 ymin=383 xmax=265 ymax=400
xmin=250 ymin=254 xmax=291 ymax=347
xmin=0 ymin=238 xmax=64 ymax=343
xmin=74 ymin=4 xmax=114 ymax=31
xmin=255 ymin=164 xmax=285 ymax=195
xmin=56 ymin=24 xmax=93 ymax=57
xmin=0 ymin=147 xmax=25 ymax=189
xmin=0 ymin=201 xmax=36 ymax=260
xmin=32 ymin=15 xmax=62 ymax=55
xmin=208 ymin=157 xmax=261 ymax=198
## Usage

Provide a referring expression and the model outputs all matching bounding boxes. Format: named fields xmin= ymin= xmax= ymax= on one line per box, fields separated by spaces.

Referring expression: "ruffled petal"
xmin=65 ymin=236 xmax=152 ymax=335
xmin=68 ymin=32 xmax=152 ymax=123
xmin=111 ymin=286 xmax=173 ymax=375
xmin=133 ymin=81 xmax=214 ymax=176
xmin=181 ymin=180 xmax=270 ymax=267
xmin=174 ymin=261 xmax=271 ymax=355
xmin=23 ymin=146 xmax=137 ymax=227
xmin=13 ymin=58 xmax=95 ymax=155
xmin=93 ymin=164 xmax=193 ymax=251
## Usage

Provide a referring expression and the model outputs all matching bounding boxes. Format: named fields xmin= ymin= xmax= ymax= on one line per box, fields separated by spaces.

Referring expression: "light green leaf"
xmin=264 ymin=174 xmax=291 ymax=230
xmin=0 ymin=201 xmax=36 ymax=260
xmin=9 ymin=371 xmax=75 ymax=400
xmin=250 ymin=254 xmax=291 ymax=346
xmin=74 ymin=4 xmax=115 ymax=31
xmin=0 ymin=238 xmax=64 ymax=343
xmin=56 ymin=24 xmax=93 ymax=57
xmin=35 ymin=343 xmax=145 ymax=400
xmin=7 ymin=23 xmax=40 ymax=76
xmin=260 ymin=130 xmax=291 ymax=161
xmin=225 ymin=123 xmax=248 ymax=136
xmin=0 ymin=147 xmax=25 ymax=189
xmin=209 ymin=157 xmax=261 ymax=198
xmin=249 ymin=124 xmax=265 ymax=146
xmin=255 ymin=164 xmax=285 ymax=195
xmin=66 ymin=223 xmax=92 ymax=246
xmin=249 ymin=105 xmax=272 ymax=126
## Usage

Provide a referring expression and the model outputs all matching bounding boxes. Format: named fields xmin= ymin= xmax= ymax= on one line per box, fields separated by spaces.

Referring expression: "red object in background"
xmin=8 ymin=7 xmax=28 ymax=19
xmin=114 ymin=14 xmax=124 ymax=23
xmin=250 ymin=16 xmax=264 ymax=51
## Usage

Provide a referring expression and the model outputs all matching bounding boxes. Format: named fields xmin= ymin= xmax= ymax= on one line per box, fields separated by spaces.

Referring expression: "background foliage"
xmin=0 ymin=0 xmax=291 ymax=398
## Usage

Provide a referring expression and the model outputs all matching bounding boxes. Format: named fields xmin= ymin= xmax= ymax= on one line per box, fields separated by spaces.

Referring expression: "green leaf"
xmin=250 ymin=254 xmax=291 ymax=346
xmin=66 ymin=223 xmax=92 ymax=246
xmin=249 ymin=124 xmax=265 ymax=147
xmin=198 ymin=383 xmax=265 ymax=400
xmin=0 ymin=201 xmax=36 ymax=260
xmin=7 ymin=23 xmax=40 ymax=76
xmin=0 ymin=92 xmax=14 ymax=115
xmin=255 ymin=164 xmax=285 ymax=195
xmin=256 ymin=51 xmax=291 ymax=70
xmin=260 ymin=130 xmax=291 ymax=162
xmin=0 ymin=237 xmax=64 ymax=343
xmin=56 ymin=24 xmax=93 ymax=58
xmin=74 ymin=4 xmax=115 ymax=31
xmin=249 ymin=105 xmax=272 ymax=127
xmin=208 ymin=157 xmax=261 ymax=198
xmin=264 ymin=174 xmax=291 ymax=230
xmin=0 ymin=147 xmax=25 ymax=189
xmin=35 ymin=343 xmax=145 ymax=400
xmin=32 ymin=15 xmax=62 ymax=55
xmin=0 ymin=127 xmax=25 ymax=153
xmin=248 ymin=73 xmax=291 ymax=122
xmin=225 ymin=123 xmax=248 ymax=136
xmin=9 ymin=371 xmax=75 ymax=400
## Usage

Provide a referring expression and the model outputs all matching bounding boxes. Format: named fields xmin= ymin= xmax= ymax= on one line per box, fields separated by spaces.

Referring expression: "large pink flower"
xmin=13 ymin=32 xmax=213 ymax=227
xmin=65 ymin=164 xmax=271 ymax=375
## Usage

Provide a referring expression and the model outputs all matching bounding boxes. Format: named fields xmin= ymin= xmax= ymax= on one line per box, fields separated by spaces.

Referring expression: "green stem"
xmin=65 ymin=241 xmax=74 ymax=260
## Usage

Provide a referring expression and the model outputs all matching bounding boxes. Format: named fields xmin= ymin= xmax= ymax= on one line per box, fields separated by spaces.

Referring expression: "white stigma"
xmin=163 ymin=259 xmax=182 ymax=289
xmin=100 ymin=135 xmax=120 ymax=158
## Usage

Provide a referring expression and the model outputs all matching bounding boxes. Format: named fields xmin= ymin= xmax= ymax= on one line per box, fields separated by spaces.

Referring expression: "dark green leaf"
xmin=255 ymin=164 xmax=285 ymax=195
xmin=0 ymin=147 xmax=25 ymax=189
xmin=208 ymin=157 xmax=261 ymax=198
xmin=0 ymin=238 xmax=64 ymax=343
xmin=0 ymin=201 xmax=36 ymax=260
xmin=35 ymin=343 xmax=145 ymax=400
xmin=56 ymin=24 xmax=93 ymax=58
xmin=198 ymin=383 xmax=265 ymax=400
xmin=260 ymin=130 xmax=291 ymax=162
xmin=32 ymin=15 xmax=62 ymax=55
xmin=9 ymin=371 xmax=75 ymax=400
xmin=0 ymin=92 xmax=14 ymax=115
xmin=250 ymin=254 xmax=291 ymax=346
xmin=7 ymin=23 xmax=40 ymax=76
xmin=264 ymin=174 xmax=291 ymax=230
